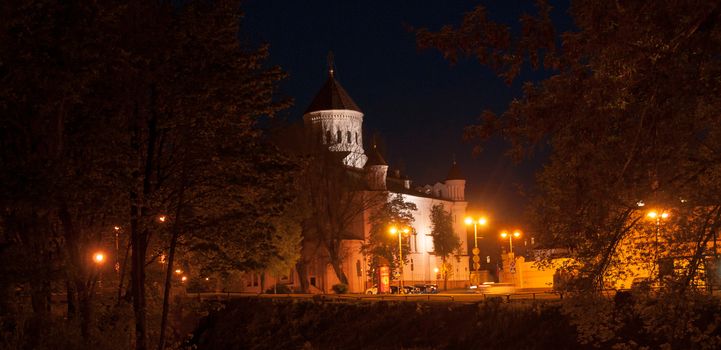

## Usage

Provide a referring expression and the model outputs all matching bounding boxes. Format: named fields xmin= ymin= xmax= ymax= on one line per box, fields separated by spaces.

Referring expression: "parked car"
xmin=365 ymin=285 xmax=416 ymax=294
xmin=415 ymin=284 xmax=438 ymax=294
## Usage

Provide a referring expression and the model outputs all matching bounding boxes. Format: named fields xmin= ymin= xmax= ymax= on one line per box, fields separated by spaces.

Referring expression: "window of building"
xmin=356 ymin=260 xmax=362 ymax=277
xmin=337 ymin=130 xmax=342 ymax=143
xmin=246 ymin=273 xmax=259 ymax=287
xmin=347 ymin=131 xmax=351 ymax=143
xmin=355 ymin=132 xmax=359 ymax=144
xmin=326 ymin=130 xmax=331 ymax=144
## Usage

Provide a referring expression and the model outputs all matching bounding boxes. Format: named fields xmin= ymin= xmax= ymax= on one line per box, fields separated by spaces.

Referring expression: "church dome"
xmin=304 ymin=73 xmax=362 ymax=114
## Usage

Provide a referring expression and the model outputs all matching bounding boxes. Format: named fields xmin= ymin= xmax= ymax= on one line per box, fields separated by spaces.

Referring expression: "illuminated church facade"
xmin=243 ymin=63 xmax=471 ymax=293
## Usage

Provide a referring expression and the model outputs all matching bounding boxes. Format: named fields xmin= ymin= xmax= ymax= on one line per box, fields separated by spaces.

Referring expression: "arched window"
xmin=346 ymin=131 xmax=351 ymax=143
xmin=326 ymin=130 xmax=331 ymax=144
xmin=355 ymin=132 xmax=359 ymax=144
xmin=337 ymin=130 xmax=342 ymax=143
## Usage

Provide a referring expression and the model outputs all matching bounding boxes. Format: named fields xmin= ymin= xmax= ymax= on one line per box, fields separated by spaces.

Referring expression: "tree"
xmin=362 ymin=193 xmax=417 ymax=286
xmin=417 ymin=0 xmax=721 ymax=293
xmin=270 ymin=122 xmax=387 ymax=291
xmin=417 ymin=1 xmax=721 ymax=347
xmin=1 ymin=0 xmax=296 ymax=349
xmin=1 ymin=0 xmax=127 ymax=340
xmin=430 ymin=204 xmax=461 ymax=290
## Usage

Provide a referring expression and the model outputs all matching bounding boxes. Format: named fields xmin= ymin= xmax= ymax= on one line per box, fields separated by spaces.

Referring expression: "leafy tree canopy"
xmin=417 ymin=0 xmax=721 ymax=290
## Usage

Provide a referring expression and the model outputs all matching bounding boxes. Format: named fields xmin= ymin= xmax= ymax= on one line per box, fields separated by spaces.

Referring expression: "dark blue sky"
xmin=243 ymin=0 xmax=571 ymax=229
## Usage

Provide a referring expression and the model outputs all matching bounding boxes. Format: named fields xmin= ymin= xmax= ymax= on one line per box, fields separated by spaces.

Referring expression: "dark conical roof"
xmin=446 ymin=161 xmax=464 ymax=180
xmin=304 ymin=72 xmax=362 ymax=114
xmin=365 ymin=144 xmax=387 ymax=167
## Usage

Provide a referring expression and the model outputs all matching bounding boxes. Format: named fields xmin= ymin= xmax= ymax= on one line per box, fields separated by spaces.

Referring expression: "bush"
xmin=331 ymin=283 xmax=348 ymax=294
xmin=265 ymin=284 xmax=293 ymax=294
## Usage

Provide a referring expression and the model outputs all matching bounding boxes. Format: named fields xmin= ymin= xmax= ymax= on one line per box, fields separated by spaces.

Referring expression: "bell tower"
xmin=303 ymin=54 xmax=367 ymax=168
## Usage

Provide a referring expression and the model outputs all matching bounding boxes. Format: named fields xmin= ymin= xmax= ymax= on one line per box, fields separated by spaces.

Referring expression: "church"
xmin=244 ymin=63 xmax=471 ymax=293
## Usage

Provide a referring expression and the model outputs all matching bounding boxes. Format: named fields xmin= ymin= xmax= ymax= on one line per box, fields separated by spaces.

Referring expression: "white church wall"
xmin=304 ymin=109 xmax=367 ymax=168
xmin=357 ymin=193 xmax=470 ymax=290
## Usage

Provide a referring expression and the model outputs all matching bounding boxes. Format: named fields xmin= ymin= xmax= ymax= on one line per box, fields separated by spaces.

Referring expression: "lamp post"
xmin=647 ymin=210 xmax=669 ymax=281
xmin=465 ymin=216 xmax=488 ymax=285
xmin=389 ymin=226 xmax=410 ymax=294
xmin=113 ymin=226 xmax=121 ymax=275
xmin=500 ymin=230 xmax=521 ymax=254
xmin=93 ymin=251 xmax=106 ymax=288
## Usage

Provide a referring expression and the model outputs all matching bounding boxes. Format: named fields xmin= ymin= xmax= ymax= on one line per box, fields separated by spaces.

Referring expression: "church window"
xmin=346 ymin=131 xmax=351 ymax=143
xmin=355 ymin=132 xmax=358 ymax=144
xmin=326 ymin=130 xmax=331 ymax=144
xmin=337 ymin=130 xmax=342 ymax=143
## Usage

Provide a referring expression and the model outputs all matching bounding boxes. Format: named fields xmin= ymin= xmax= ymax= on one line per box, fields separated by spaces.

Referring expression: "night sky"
xmin=243 ymin=0 xmax=572 ymax=229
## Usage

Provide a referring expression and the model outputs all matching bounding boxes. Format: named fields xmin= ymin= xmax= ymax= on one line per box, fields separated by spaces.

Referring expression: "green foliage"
xmin=0 ymin=0 xmax=296 ymax=348
xmin=430 ymin=204 xmax=461 ymax=290
xmin=362 ymin=193 xmax=417 ymax=282
xmin=418 ymin=0 xmax=721 ymax=346
xmin=429 ymin=204 xmax=461 ymax=259
xmin=331 ymin=283 xmax=348 ymax=294
xmin=563 ymin=292 xmax=721 ymax=349
xmin=418 ymin=0 xmax=721 ymax=293
xmin=189 ymin=298 xmax=580 ymax=349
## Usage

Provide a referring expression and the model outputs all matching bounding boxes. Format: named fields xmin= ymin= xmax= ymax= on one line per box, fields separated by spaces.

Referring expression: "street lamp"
xmin=93 ymin=251 xmax=106 ymax=265
xmin=93 ymin=251 xmax=106 ymax=288
xmin=465 ymin=216 xmax=488 ymax=284
xmin=647 ymin=210 xmax=670 ymax=280
xmin=389 ymin=226 xmax=410 ymax=294
xmin=113 ymin=226 xmax=121 ymax=274
xmin=500 ymin=230 xmax=522 ymax=254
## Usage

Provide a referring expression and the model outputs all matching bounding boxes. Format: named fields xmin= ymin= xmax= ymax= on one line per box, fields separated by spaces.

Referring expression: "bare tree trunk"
xmin=30 ymin=277 xmax=51 ymax=316
xmin=296 ymin=260 xmax=309 ymax=293
xmin=328 ymin=241 xmax=349 ymax=285
xmin=330 ymin=256 xmax=349 ymax=285
xmin=76 ymin=279 xmax=93 ymax=339
xmin=442 ymin=256 xmax=448 ymax=291
xmin=157 ymin=156 xmax=188 ymax=350
xmin=58 ymin=201 xmax=95 ymax=338
xmin=130 ymin=216 xmax=148 ymax=350
xmin=130 ymin=82 xmax=159 ymax=350
xmin=117 ymin=240 xmax=131 ymax=304
xmin=66 ymin=279 xmax=77 ymax=319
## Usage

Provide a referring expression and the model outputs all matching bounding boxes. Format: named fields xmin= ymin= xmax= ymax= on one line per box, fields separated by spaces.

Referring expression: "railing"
xmin=187 ymin=290 xmax=566 ymax=303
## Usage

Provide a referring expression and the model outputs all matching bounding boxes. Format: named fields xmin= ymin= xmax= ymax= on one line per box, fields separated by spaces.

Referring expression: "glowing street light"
xmin=464 ymin=216 xmax=488 ymax=249
xmin=174 ymin=269 xmax=183 ymax=275
xmin=158 ymin=215 xmax=167 ymax=223
xmin=93 ymin=252 xmax=106 ymax=264
xmin=465 ymin=216 xmax=489 ymax=283
xmin=389 ymin=226 xmax=411 ymax=294
xmin=647 ymin=209 xmax=670 ymax=279
xmin=500 ymin=230 xmax=522 ymax=254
